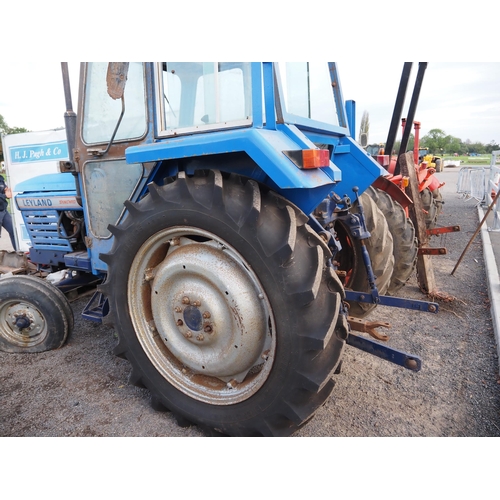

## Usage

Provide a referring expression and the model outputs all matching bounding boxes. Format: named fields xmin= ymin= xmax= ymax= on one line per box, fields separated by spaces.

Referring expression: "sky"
xmin=1 ymin=62 xmax=499 ymax=148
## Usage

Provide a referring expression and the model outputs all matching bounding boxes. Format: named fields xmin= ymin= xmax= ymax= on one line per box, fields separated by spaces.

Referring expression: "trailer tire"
xmin=434 ymin=159 xmax=443 ymax=172
xmin=100 ymin=170 xmax=348 ymax=436
xmin=366 ymin=186 xmax=418 ymax=294
xmin=0 ymin=275 xmax=73 ymax=353
xmin=421 ymin=187 xmax=438 ymax=229
xmin=334 ymin=192 xmax=394 ymax=317
xmin=432 ymin=188 xmax=444 ymax=216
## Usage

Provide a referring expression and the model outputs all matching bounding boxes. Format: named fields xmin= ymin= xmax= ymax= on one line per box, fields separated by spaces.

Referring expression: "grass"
xmin=444 ymin=155 xmax=492 ymax=165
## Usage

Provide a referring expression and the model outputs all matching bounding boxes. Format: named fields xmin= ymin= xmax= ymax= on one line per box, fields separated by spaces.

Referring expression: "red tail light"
xmin=283 ymin=149 xmax=330 ymax=169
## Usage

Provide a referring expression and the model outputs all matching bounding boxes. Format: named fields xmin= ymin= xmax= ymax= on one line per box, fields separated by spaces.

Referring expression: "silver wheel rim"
xmin=0 ymin=300 xmax=48 ymax=348
xmin=128 ymin=227 xmax=276 ymax=405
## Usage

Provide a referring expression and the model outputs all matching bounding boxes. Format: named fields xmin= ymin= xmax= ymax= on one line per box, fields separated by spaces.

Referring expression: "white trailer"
xmin=1 ymin=129 xmax=68 ymax=251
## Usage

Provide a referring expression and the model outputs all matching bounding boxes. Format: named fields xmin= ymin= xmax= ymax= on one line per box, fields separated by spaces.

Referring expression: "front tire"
xmin=0 ymin=275 xmax=73 ymax=353
xmin=101 ymin=171 xmax=348 ymax=436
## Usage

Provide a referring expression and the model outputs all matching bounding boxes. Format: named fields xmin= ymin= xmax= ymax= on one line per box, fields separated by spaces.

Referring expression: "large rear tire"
xmin=366 ymin=186 xmax=418 ymax=294
xmin=0 ymin=275 xmax=73 ymax=353
xmin=334 ymin=192 xmax=394 ymax=318
xmin=100 ymin=170 xmax=348 ymax=436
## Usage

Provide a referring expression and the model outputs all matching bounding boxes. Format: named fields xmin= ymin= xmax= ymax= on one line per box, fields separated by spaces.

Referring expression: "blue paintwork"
xmin=124 ymin=63 xmax=383 ymax=216
xmin=126 ymin=127 xmax=340 ymax=189
xmin=345 ymin=290 xmax=439 ymax=313
xmin=20 ymin=209 xmax=74 ymax=251
xmin=346 ymin=334 xmax=422 ymax=372
xmin=14 ymin=172 xmax=76 ymax=193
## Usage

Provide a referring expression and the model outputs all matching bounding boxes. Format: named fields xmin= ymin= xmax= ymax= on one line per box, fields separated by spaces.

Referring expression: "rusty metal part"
xmin=348 ymin=316 xmax=391 ymax=341
xmin=418 ymin=247 xmax=447 ymax=255
xmin=426 ymin=225 xmax=460 ymax=236
xmin=0 ymin=251 xmax=29 ymax=275
xmin=372 ymin=175 xmax=413 ymax=211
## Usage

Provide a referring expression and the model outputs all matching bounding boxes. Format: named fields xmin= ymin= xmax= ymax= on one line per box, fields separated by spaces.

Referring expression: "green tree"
xmin=485 ymin=141 xmax=500 ymax=154
xmin=0 ymin=113 xmax=30 ymax=161
xmin=420 ymin=128 xmax=448 ymax=153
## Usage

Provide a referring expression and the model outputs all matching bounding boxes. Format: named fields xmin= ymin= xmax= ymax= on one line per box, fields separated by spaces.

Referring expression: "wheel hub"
xmin=150 ymin=240 xmax=268 ymax=381
xmin=0 ymin=301 xmax=46 ymax=346
xmin=14 ymin=314 xmax=32 ymax=331
xmin=128 ymin=228 xmax=276 ymax=405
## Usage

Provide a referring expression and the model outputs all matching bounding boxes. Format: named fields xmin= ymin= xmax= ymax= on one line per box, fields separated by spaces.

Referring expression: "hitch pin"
xmin=348 ymin=316 xmax=391 ymax=342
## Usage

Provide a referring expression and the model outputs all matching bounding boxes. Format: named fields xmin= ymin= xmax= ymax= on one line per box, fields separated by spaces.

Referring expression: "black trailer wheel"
xmin=366 ymin=186 xmax=418 ymax=294
xmin=0 ymin=275 xmax=73 ymax=353
xmin=100 ymin=170 xmax=348 ymax=436
xmin=421 ymin=187 xmax=438 ymax=229
xmin=432 ymin=188 xmax=444 ymax=217
xmin=334 ymin=192 xmax=394 ymax=317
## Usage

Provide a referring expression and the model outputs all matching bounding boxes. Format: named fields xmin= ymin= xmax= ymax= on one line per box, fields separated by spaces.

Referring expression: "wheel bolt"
xmin=182 ymin=297 xmax=190 ymax=304
xmin=193 ymin=300 xmax=201 ymax=307
xmin=174 ymin=307 xmax=182 ymax=313
xmin=184 ymin=331 xmax=192 ymax=338
xmin=203 ymin=311 xmax=211 ymax=319
xmin=144 ymin=268 xmax=155 ymax=282
xmin=196 ymin=334 xmax=204 ymax=342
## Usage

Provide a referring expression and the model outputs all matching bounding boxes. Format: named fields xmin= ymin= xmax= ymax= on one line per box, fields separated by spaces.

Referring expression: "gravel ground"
xmin=1 ymin=166 xmax=499 ymax=437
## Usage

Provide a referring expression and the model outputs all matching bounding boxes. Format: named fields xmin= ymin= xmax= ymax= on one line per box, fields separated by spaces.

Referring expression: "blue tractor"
xmin=0 ymin=63 xmax=436 ymax=436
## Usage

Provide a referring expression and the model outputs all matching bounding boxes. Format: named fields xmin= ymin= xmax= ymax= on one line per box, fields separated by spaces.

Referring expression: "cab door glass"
xmin=83 ymin=62 xmax=147 ymax=144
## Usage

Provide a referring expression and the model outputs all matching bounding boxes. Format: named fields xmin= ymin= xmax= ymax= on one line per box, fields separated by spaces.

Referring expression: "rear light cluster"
xmin=283 ymin=149 xmax=330 ymax=169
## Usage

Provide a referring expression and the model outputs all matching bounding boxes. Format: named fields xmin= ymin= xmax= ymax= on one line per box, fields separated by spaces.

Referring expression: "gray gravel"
xmin=1 ymin=166 xmax=499 ymax=437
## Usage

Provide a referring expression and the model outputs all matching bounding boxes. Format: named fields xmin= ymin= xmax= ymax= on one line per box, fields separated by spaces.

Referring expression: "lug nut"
xmin=226 ymin=379 xmax=238 ymax=389
xmin=144 ymin=268 xmax=155 ymax=282
xmin=174 ymin=307 xmax=182 ymax=313
xmin=193 ymin=300 xmax=201 ymax=307
xmin=182 ymin=297 xmax=190 ymax=304
xmin=203 ymin=311 xmax=211 ymax=319
xmin=196 ymin=334 xmax=204 ymax=342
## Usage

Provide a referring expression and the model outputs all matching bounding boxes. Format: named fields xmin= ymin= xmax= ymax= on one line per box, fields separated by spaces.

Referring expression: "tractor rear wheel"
xmin=334 ymin=192 xmax=394 ymax=317
xmin=100 ymin=170 xmax=348 ymax=436
xmin=0 ymin=275 xmax=73 ymax=353
xmin=366 ymin=186 xmax=418 ymax=294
